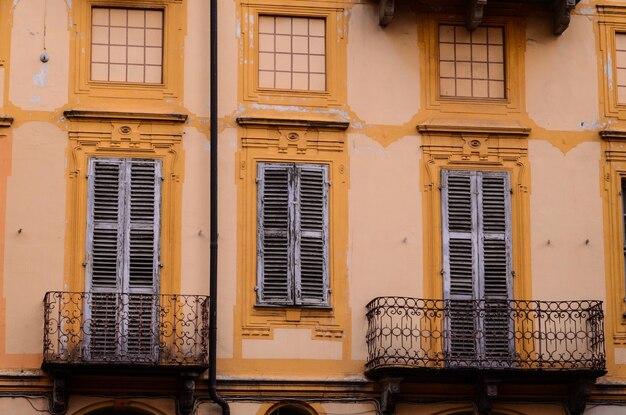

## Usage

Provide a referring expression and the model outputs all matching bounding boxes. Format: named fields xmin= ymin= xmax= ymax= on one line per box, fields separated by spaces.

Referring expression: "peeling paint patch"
xmin=32 ymin=64 xmax=48 ymax=88
xmin=577 ymin=8 xmax=595 ymax=16
xmin=13 ymin=0 xmax=20 ymax=7
xmin=579 ymin=120 xmax=607 ymax=131
xmin=246 ymin=103 xmax=351 ymax=120
xmin=32 ymin=95 xmax=41 ymax=103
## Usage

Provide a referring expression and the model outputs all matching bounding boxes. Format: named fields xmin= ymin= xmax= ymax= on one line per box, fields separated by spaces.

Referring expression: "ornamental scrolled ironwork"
xmin=43 ymin=292 xmax=209 ymax=366
xmin=365 ymin=297 xmax=606 ymax=372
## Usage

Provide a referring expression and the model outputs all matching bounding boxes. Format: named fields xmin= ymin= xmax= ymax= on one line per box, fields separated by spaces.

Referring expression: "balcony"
xmin=42 ymin=291 xmax=209 ymax=414
xmin=365 ymin=297 xmax=606 ymax=414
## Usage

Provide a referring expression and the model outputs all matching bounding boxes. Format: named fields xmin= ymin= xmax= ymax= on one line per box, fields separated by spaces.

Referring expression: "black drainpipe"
xmin=208 ymin=0 xmax=230 ymax=412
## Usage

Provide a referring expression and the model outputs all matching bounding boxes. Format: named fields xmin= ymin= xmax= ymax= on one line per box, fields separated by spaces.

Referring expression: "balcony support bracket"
xmin=475 ymin=379 xmax=498 ymax=415
xmin=380 ymin=377 xmax=402 ymax=415
xmin=565 ymin=378 xmax=594 ymax=415
xmin=466 ymin=0 xmax=487 ymax=31
xmin=553 ymin=0 xmax=577 ymax=35
xmin=178 ymin=375 xmax=198 ymax=415
xmin=378 ymin=0 xmax=395 ymax=27
xmin=49 ymin=373 xmax=69 ymax=415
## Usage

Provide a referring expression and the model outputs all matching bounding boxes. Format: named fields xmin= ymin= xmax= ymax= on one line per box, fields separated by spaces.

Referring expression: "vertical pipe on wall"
xmin=208 ymin=0 xmax=230 ymax=412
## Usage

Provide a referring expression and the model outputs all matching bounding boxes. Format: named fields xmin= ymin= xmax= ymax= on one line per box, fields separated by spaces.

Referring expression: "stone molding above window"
xmin=240 ymin=2 xmax=346 ymax=108
xmin=71 ymin=0 xmax=183 ymax=103
xmin=63 ymin=110 xmax=186 ymax=296
xmin=418 ymin=119 xmax=531 ymax=301
xmin=236 ymin=116 xmax=348 ymax=339
xmin=419 ymin=14 xmax=525 ymax=115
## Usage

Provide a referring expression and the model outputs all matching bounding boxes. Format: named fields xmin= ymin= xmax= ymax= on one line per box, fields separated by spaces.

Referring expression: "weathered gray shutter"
xmin=257 ymin=163 xmax=293 ymax=304
xmin=86 ymin=158 xmax=124 ymax=360
xmin=442 ymin=170 xmax=513 ymax=364
xmin=85 ymin=158 xmax=161 ymax=362
xmin=478 ymin=172 xmax=512 ymax=361
xmin=295 ymin=164 xmax=329 ymax=306
xmin=442 ymin=170 xmax=478 ymax=361
xmin=125 ymin=159 xmax=161 ymax=360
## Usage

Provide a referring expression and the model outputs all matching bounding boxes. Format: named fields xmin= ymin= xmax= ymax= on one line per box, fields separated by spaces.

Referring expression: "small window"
xmin=438 ymin=24 xmax=505 ymax=99
xmin=622 ymin=178 xmax=626 ymax=300
xmin=257 ymin=16 xmax=326 ymax=91
xmin=616 ymin=33 xmax=626 ymax=104
xmin=256 ymin=162 xmax=330 ymax=306
xmin=91 ymin=7 xmax=164 ymax=83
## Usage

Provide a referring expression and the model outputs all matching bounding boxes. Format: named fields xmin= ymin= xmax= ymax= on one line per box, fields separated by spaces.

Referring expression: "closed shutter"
xmin=478 ymin=172 xmax=512 ymax=362
xmin=442 ymin=170 xmax=478 ymax=361
xmin=257 ymin=162 xmax=330 ymax=306
xmin=257 ymin=163 xmax=293 ymax=304
xmin=442 ymin=170 xmax=512 ymax=365
xmin=295 ymin=164 xmax=329 ymax=305
xmin=125 ymin=160 xmax=161 ymax=361
xmin=85 ymin=158 xmax=161 ymax=362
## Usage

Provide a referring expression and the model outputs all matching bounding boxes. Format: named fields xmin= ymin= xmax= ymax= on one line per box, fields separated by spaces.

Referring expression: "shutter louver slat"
xmin=483 ymin=300 xmax=512 ymax=362
xmin=259 ymin=165 xmax=291 ymax=303
xmin=126 ymin=293 xmax=156 ymax=361
xmin=298 ymin=166 xmax=328 ymax=304
xmin=449 ymin=239 xmax=474 ymax=298
xmin=482 ymin=175 xmax=507 ymax=233
xmin=89 ymin=292 xmax=119 ymax=361
xmin=483 ymin=239 xmax=508 ymax=298
xmin=447 ymin=175 xmax=472 ymax=232
xmin=448 ymin=301 xmax=476 ymax=362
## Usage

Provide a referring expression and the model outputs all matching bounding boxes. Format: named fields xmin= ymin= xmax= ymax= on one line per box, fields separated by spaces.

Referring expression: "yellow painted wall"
xmin=1 ymin=0 xmax=626 ymax=413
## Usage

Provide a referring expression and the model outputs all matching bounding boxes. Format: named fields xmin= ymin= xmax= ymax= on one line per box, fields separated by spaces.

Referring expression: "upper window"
xmin=256 ymin=162 xmax=329 ymax=307
xmin=438 ymin=24 xmax=505 ymax=99
xmin=258 ymin=15 xmax=326 ymax=92
xmin=616 ymin=33 xmax=626 ymax=104
xmin=91 ymin=7 xmax=164 ymax=83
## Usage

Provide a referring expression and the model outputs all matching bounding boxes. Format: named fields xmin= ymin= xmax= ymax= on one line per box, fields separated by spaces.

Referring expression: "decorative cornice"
xmin=597 ymin=4 xmax=626 ymax=16
xmin=0 ymin=116 xmax=14 ymax=127
xmin=63 ymin=110 xmax=188 ymax=123
xmin=417 ymin=118 xmax=531 ymax=137
xmin=236 ymin=116 xmax=349 ymax=130
xmin=600 ymin=129 xmax=626 ymax=140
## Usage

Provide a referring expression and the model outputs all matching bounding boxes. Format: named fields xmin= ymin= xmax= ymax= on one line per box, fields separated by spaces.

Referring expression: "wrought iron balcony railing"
xmin=366 ymin=297 xmax=606 ymax=373
xmin=43 ymin=292 xmax=209 ymax=368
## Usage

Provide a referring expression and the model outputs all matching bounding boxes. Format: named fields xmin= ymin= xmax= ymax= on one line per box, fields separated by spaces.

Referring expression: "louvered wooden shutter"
xmin=442 ymin=170 xmax=513 ymax=364
xmin=257 ymin=163 xmax=293 ymax=304
xmin=478 ymin=172 xmax=512 ymax=362
xmin=86 ymin=159 xmax=124 ymax=360
xmin=442 ymin=170 xmax=478 ymax=361
xmin=257 ymin=163 xmax=330 ymax=306
xmin=125 ymin=159 xmax=161 ymax=361
xmin=295 ymin=164 xmax=329 ymax=305
xmin=85 ymin=158 xmax=161 ymax=362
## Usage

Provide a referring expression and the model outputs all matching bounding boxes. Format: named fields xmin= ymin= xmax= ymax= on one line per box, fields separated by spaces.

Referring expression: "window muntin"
xmin=438 ymin=25 xmax=505 ymax=99
xmin=257 ymin=15 xmax=326 ymax=92
xmin=617 ymin=33 xmax=626 ymax=104
xmin=256 ymin=162 xmax=329 ymax=306
xmin=441 ymin=170 xmax=513 ymax=362
xmin=85 ymin=157 xmax=162 ymax=361
xmin=91 ymin=7 xmax=164 ymax=84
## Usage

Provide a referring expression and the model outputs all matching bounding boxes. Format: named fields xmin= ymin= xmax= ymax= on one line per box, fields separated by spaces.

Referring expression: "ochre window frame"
xmin=419 ymin=14 xmax=525 ymax=115
xmin=236 ymin=117 xmax=348 ymax=339
xmin=70 ymin=0 xmax=183 ymax=102
xmin=598 ymin=5 xmax=626 ymax=120
xmin=64 ymin=111 xmax=186 ymax=296
xmin=418 ymin=120 xmax=531 ymax=301
xmin=600 ymin=130 xmax=626 ymax=343
xmin=240 ymin=1 xmax=346 ymax=108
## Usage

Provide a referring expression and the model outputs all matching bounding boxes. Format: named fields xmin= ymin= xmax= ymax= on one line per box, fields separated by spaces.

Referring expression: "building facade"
xmin=0 ymin=0 xmax=624 ymax=414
